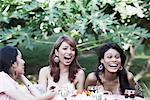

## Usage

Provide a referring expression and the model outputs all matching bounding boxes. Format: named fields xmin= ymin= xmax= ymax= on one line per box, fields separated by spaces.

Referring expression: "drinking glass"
xmin=58 ymin=87 xmax=69 ymax=98
xmin=124 ymin=89 xmax=135 ymax=98
xmin=87 ymin=86 xmax=97 ymax=93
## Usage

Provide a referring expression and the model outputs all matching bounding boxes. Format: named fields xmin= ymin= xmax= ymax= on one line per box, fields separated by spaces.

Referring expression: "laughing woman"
xmin=85 ymin=42 xmax=144 ymax=97
xmin=0 ymin=46 xmax=57 ymax=100
xmin=38 ymin=35 xmax=85 ymax=95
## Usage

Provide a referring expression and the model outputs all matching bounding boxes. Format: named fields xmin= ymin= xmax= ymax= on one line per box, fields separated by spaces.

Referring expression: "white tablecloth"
xmin=53 ymin=93 xmax=144 ymax=100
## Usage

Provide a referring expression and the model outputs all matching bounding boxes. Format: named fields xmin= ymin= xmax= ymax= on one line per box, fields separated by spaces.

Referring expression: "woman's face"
xmin=101 ymin=48 xmax=121 ymax=73
xmin=55 ymin=41 xmax=75 ymax=66
xmin=14 ymin=50 xmax=25 ymax=75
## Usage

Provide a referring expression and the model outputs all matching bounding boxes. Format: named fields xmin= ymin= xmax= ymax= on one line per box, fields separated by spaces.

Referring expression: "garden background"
xmin=0 ymin=0 xmax=150 ymax=98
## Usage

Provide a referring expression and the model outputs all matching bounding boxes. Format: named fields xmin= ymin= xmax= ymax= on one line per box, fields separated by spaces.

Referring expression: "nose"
xmin=22 ymin=59 xmax=25 ymax=64
xmin=111 ymin=57 xmax=117 ymax=62
xmin=67 ymin=48 xmax=72 ymax=54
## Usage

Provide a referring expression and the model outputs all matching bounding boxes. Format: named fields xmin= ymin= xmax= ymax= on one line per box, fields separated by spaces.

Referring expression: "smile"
xmin=109 ymin=64 xmax=118 ymax=67
xmin=64 ymin=56 xmax=72 ymax=60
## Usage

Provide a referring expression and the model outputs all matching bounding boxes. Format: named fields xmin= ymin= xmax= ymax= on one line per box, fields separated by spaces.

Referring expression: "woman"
xmin=38 ymin=35 xmax=85 ymax=95
xmin=0 ymin=46 xmax=57 ymax=100
xmin=85 ymin=42 xmax=143 ymax=97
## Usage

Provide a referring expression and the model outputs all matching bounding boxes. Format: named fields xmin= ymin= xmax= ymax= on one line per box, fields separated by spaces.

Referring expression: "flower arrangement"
xmin=64 ymin=90 xmax=102 ymax=100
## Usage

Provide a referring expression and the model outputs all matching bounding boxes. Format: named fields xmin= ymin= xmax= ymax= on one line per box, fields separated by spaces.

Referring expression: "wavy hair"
xmin=49 ymin=35 xmax=81 ymax=83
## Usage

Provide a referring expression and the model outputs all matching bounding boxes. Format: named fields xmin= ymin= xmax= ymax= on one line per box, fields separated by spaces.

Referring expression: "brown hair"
xmin=49 ymin=35 xmax=81 ymax=83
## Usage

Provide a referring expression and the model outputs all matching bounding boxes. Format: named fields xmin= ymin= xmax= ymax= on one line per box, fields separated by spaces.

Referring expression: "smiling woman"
xmin=38 ymin=35 xmax=85 ymax=96
xmin=85 ymin=42 xmax=144 ymax=98
xmin=0 ymin=46 xmax=57 ymax=100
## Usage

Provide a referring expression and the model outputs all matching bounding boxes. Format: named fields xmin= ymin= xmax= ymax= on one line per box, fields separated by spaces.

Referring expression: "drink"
xmin=124 ymin=89 xmax=135 ymax=98
xmin=87 ymin=86 xmax=97 ymax=93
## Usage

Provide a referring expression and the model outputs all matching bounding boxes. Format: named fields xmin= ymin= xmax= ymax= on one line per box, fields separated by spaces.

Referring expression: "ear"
xmin=12 ymin=62 xmax=17 ymax=69
xmin=55 ymin=49 xmax=58 ymax=56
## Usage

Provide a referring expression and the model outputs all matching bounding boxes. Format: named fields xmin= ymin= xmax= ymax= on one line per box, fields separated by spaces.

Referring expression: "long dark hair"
xmin=0 ymin=46 xmax=18 ymax=75
xmin=49 ymin=35 xmax=81 ymax=83
xmin=95 ymin=42 xmax=131 ymax=94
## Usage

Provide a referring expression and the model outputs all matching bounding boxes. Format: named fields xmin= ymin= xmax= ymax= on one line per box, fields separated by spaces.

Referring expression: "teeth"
xmin=109 ymin=64 xmax=117 ymax=67
xmin=110 ymin=63 xmax=117 ymax=66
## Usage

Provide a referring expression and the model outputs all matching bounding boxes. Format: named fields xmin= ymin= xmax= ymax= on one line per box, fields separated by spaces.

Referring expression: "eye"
xmin=115 ymin=55 xmax=120 ymax=59
xmin=106 ymin=55 xmax=112 ymax=58
xmin=71 ymin=47 xmax=75 ymax=51
xmin=62 ymin=47 xmax=67 ymax=50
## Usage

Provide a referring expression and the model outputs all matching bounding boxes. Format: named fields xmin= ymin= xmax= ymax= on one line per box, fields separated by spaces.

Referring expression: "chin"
xmin=64 ymin=63 xmax=71 ymax=66
xmin=108 ymin=69 xmax=118 ymax=73
xmin=20 ymin=72 xmax=24 ymax=75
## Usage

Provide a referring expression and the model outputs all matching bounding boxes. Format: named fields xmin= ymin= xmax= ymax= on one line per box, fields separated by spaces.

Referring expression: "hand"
xmin=43 ymin=85 xmax=58 ymax=99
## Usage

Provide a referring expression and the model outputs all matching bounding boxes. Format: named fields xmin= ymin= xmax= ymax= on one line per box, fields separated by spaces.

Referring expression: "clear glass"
xmin=58 ymin=87 xmax=69 ymax=98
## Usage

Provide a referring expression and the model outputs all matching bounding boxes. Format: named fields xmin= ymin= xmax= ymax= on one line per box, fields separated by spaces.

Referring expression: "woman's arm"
xmin=19 ymin=74 xmax=57 ymax=100
xmin=85 ymin=72 xmax=97 ymax=89
xmin=75 ymin=69 xmax=85 ymax=92
xmin=4 ymin=89 xmax=35 ymax=100
xmin=127 ymin=71 xmax=144 ymax=97
xmin=127 ymin=71 xmax=136 ymax=90
xmin=38 ymin=66 xmax=49 ymax=91
xmin=19 ymin=75 xmax=41 ymax=96
xmin=5 ymin=88 xmax=57 ymax=100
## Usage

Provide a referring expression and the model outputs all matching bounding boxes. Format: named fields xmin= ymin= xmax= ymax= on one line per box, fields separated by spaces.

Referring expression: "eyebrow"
xmin=62 ymin=45 xmax=69 ymax=48
xmin=105 ymin=53 xmax=120 ymax=55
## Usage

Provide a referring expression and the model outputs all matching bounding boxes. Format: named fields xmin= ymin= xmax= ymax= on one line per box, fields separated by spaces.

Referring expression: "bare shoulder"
xmin=76 ymin=69 xmax=85 ymax=80
xmin=127 ymin=71 xmax=134 ymax=81
xmin=85 ymin=72 xmax=97 ymax=88
xmin=40 ymin=66 xmax=50 ymax=71
xmin=77 ymin=69 xmax=85 ymax=76
xmin=126 ymin=71 xmax=136 ymax=89
xmin=86 ymin=72 xmax=97 ymax=81
xmin=39 ymin=66 xmax=50 ymax=76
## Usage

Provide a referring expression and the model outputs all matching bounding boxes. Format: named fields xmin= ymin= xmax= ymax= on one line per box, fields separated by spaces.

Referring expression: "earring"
xmin=54 ymin=56 xmax=59 ymax=63
xmin=119 ymin=66 xmax=123 ymax=70
xmin=98 ymin=64 xmax=103 ymax=70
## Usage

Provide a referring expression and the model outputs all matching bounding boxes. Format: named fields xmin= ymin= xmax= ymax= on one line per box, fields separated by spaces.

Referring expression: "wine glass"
xmin=124 ymin=89 xmax=135 ymax=98
xmin=87 ymin=86 xmax=98 ymax=93
xmin=58 ymin=87 xmax=69 ymax=98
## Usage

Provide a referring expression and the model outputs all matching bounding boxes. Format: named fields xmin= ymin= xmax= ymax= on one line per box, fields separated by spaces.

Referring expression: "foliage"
xmin=0 ymin=0 xmax=150 ymax=49
xmin=0 ymin=0 xmax=149 ymax=96
xmin=0 ymin=0 xmax=150 ymax=80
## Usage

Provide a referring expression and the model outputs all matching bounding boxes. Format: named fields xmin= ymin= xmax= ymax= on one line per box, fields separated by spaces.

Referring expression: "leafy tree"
xmin=0 ymin=0 xmax=150 ymax=81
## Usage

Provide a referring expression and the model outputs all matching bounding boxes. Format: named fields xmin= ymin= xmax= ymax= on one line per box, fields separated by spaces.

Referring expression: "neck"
xmin=104 ymin=70 xmax=118 ymax=81
xmin=59 ymin=63 xmax=69 ymax=74
xmin=10 ymin=74 xmax=17 ymax=81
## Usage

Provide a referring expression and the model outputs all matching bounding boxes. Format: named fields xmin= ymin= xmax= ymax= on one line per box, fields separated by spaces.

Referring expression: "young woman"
xmin=38 ymin=35 xmax=85 ymax=95
xmin=0 ymin=46 xmax=57 ymax=100
xmin=85 ymin=42 xmax=143 ymax=97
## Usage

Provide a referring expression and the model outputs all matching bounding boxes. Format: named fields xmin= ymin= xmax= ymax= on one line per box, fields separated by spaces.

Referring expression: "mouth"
xmin=64 ymin=54 xmax=73 ymax=60
xmin=109 ymin=64 xmax=118 ymax=67
xmin=64 ymin=56 xmax=71 ymax=59
xmin=63 ymin=54 xmax=74 ymax=64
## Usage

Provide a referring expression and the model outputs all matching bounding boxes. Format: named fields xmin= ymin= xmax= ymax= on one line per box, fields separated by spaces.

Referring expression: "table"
xmin=53 ymin=93 xmax=144 ymax=100
xmin=102 ymin=94 xmax=144 ymax=100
